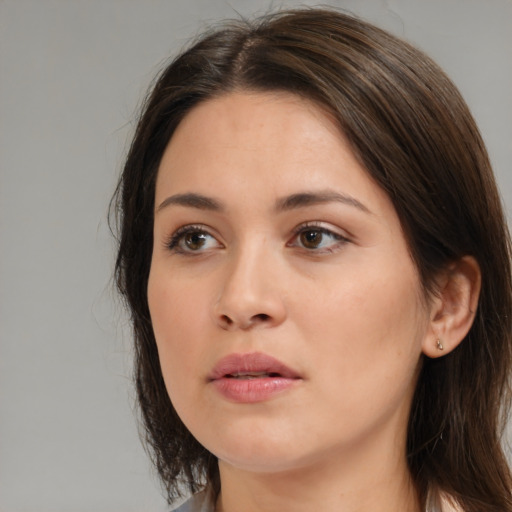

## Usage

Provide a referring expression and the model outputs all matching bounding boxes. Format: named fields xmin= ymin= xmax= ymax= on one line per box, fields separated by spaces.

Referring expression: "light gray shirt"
xmin=171 ymin=491 xmax=213 ymax=512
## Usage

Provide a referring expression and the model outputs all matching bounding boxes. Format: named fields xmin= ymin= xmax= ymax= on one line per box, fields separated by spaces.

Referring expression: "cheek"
xmin=297 ymin=259 xmax=426 ymax=386
xmin=147 ymin=270 xmax=211 ymax=397
xmin=297 ymin=270 xmax=425 ymax=434
xmin=305 ymin=266 xmax=423 ymax=336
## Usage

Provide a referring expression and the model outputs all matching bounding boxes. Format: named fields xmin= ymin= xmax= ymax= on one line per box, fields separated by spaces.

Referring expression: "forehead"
xmin=161 ymin=91 xmax=339 ymax=165
xmin=155 ymin=91 xmax=392 ymax=219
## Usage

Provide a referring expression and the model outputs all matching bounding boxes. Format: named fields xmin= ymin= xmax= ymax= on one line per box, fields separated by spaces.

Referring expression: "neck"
xmin=215 ymin=440 xmax=421 ymax=512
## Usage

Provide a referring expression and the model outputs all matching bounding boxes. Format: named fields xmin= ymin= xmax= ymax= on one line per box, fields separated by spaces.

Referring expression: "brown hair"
xmin=111 ymin=8 xmax=512 ymax=510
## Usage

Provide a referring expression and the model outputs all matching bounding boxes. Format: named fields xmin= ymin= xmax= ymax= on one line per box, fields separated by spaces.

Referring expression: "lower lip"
xmin=211 ymin=376 xmax=299 ymax=403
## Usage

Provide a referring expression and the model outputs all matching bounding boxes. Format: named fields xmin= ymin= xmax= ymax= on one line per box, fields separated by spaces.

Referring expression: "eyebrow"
xmin=156 ymin=190 xmax=371 ymax=215
xmin=156 ymin=193 xmax=224 ymax=213
xmin=275 ymin=191 xmax=372 ymax=214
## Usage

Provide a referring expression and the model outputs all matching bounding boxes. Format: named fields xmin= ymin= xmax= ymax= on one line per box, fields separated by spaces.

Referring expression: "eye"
xmin=289 ymin=224 xmax=348 ymax=252
xmin=166 ymin=225 xmax=222 ymax=254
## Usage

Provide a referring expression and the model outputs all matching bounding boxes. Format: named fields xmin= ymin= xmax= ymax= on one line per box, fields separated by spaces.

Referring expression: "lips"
xmin=208 ymin=352 xmax=301 ymax=403
xmin=209 ymin=352 xmax=300 ymax=380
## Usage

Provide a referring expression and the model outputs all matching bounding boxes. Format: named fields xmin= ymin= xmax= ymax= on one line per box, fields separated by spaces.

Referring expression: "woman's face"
xmin=148 ymin=92 xmax=433 ymax=474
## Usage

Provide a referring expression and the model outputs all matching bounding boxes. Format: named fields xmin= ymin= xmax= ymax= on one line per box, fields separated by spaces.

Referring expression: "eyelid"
xmin=164 ymin=224 xmax=223 ymax=253
xmin=287 ymin=221 xmax=351 ymax=251
xmin=163 ymin=221 xmax=351 ymax=254
xmin=291 ymin=221 xmax=351 ymax=239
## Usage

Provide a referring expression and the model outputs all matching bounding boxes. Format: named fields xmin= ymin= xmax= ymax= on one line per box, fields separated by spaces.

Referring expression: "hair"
xmin=111 ymin=7 xmax=512 ymax=511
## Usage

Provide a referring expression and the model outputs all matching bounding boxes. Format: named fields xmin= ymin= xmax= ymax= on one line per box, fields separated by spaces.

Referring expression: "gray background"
xmin=1 ymin=0 xmax=511 ymax=510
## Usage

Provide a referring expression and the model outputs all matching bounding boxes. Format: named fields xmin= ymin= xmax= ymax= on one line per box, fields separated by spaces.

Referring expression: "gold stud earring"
xmin=436 ymin=339 xmax=444 ymax=351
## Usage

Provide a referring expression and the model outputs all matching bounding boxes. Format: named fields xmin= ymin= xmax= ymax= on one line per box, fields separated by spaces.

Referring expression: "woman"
xmin=112 ymin=8 xmax=512 ymax=512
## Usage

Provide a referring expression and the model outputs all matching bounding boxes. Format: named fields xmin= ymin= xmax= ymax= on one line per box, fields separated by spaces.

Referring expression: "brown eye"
xmin=290 ymin=225 xmax=347 ymax=252
xmin=167 ymin=226 xmax=221 ymax=254
xmin=299 ymin=230 xmax=324 ymax=249
xmin=184 ymin=232 xmax=208 ymax=250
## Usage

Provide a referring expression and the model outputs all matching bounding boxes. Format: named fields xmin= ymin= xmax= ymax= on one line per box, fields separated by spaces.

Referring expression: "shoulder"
xmin=170 ymin=490 xmax=214 ymax=512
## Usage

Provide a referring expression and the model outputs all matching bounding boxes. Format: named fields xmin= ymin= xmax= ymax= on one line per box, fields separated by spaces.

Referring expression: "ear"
xmin=422 ymin=256 xmax=481 ymax=358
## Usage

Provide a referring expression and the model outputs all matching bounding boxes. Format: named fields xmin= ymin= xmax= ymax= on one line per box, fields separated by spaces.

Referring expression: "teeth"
xmin=229 ymin=372 xmax=271 ymax=379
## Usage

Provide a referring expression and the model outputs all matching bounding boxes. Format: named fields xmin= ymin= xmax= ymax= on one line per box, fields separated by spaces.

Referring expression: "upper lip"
xmin=208 ymin=352 xmax=301 ymax=380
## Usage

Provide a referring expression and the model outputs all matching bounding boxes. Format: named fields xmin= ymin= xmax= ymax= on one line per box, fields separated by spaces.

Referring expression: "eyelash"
xmin=288 ymin=222 xmax=349 ymax=253
xmin=165 ymin=224 xmax=219 ymax=254
xmin=165 ymin=222 xmax=350 ymax=255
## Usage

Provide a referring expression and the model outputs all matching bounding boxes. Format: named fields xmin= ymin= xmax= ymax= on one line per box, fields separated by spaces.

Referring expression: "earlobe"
xmin=422 ymin=256 xmax=481 ymax=358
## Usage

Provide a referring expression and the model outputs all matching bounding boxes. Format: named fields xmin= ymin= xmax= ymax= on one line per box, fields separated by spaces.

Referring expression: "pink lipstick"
xmin=208 ymin=352 xmax=301 ymax=403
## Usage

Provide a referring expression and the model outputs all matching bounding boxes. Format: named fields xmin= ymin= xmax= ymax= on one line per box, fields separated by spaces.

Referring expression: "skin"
xmin=148 ymin=92 xmax=478 ymax=512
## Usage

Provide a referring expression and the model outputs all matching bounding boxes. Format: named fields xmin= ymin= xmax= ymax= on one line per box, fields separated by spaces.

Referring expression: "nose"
xmin=212 ymin=242 xmax=287 ymax=331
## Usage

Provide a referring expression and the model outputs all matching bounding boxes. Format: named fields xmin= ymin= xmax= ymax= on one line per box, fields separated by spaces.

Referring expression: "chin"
xmin=218 ymin=450 xmax=308 ymax=474
xmin=201 ymin=427 xmax=317 ymax=475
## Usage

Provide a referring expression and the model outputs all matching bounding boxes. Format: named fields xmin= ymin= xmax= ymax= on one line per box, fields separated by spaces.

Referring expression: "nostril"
xmin=220 ymin=315 xmax=233 ymax=326
xmin=216 ymin=312 xmax=275 ymax=330
xmin=253 ymin=313 xmax=271 ymax=322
